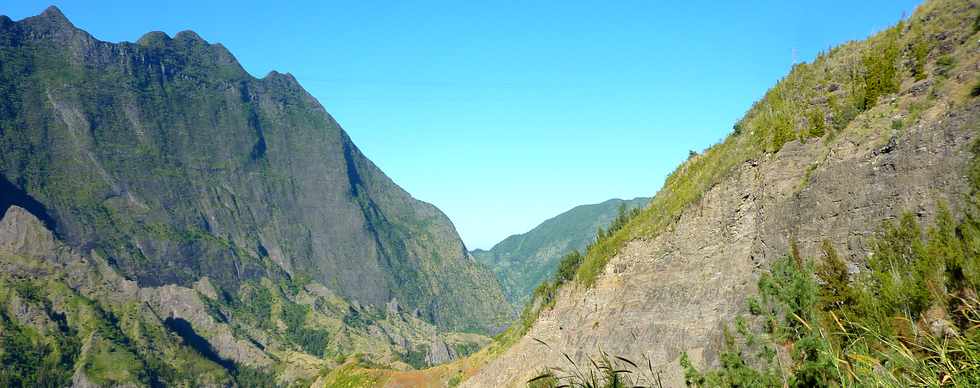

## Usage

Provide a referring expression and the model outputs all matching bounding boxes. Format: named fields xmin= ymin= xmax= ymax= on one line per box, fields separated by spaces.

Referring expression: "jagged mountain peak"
xmin=6 ymin=5 xmax=88 ymax=43
xmin=0 ymin=5 xmax=510 ymax=334
xmin=37 ymin=5 xmax=70 ymax=25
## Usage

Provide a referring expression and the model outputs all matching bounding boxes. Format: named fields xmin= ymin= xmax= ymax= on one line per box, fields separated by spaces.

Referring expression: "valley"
xmin=1 ymin=0 xmax=979 ymax=387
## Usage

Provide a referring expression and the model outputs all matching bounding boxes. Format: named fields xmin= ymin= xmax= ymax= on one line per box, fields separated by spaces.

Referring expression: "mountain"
xmin=456 ymin=0 xmax=980 ymax=386
xmin=0 ymin=6 xmax=511 ymax=386
xmin=0 ymin=204 xmax=495 ymax=386
xmin=472 ymin=197 xmax=648 ymax=306
xmin=0 ymin=6 xmax=509 ymax=334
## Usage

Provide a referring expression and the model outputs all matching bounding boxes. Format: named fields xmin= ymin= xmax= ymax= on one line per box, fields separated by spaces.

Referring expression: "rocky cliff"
xmin=464 ymin=0 xmax=980 ymax=386
xmin=0 ymin=6 xmax=509 ymax=333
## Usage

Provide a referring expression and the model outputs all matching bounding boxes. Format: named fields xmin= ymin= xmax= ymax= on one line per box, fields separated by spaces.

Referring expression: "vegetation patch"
xmin=682 ymin=204 xmax=980 ymax=386
xmin=566 ymin=0 xmax=980 ymax=292
xmin=320 ymin=362 xmax=386 ymax=388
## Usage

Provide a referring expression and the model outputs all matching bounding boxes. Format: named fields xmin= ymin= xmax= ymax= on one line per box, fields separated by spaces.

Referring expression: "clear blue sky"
xmin=6 ymin=1 xmax=921 ymax=249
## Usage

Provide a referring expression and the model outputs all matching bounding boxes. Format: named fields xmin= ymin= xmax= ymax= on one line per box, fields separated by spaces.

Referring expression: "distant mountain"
xmin=472 ymin=197 xmax=649 ymax=305
xmin=0 ymin=6 xmax=509 ymax=385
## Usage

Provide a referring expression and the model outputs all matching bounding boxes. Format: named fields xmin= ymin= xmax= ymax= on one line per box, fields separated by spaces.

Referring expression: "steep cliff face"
xmin=464 ymin=0 xmax=980 ymax=386
xmin=0 ymin=7 xmax=509 ymax=333
xmin=473 ymin=197 xmax=649 ymax=306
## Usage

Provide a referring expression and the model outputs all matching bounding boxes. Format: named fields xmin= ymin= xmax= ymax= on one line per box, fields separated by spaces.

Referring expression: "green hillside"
xmin=518 ymin=0 xmax=980 ymax=386
xmin=472 ymin=197 xmax=648 ymax=306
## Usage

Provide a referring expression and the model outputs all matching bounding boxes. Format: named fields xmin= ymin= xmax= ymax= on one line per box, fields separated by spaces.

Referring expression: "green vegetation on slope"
xmin=505 ymin=0 xmax=980 ymax=352
xmin=473 ymin=197 xmax=649 ymax=306
xmin=529 ymin=199 xmax=980 ymax=387
xmin=0 ymin=270 xmax=238 ymax=387
xmin=518 ymin=0 xmax=980 ymax=386
xmin=666 ymin=122 xmax=980 ymax=387
xmin=681 ymin=204 xmax=980 ymax=387
xmin=0 ymin=231 xmax=492 ymax=386
xmin=572 ymin=0 xmax=978 ymax=289
xmin=0 ymin=282 xmax=80 ymax=387
xmin=496 ymin=204 xmax=643 ymax=347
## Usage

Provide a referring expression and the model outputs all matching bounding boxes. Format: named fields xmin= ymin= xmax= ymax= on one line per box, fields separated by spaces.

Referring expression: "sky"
xmin=6 ymin=1 xmax=922 ymax=249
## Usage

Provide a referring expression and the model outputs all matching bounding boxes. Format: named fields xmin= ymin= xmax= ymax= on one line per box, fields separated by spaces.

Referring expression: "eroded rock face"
xmin=6 ymin=292 xmax=55 ymax=332
xmin=464 ymin=99 xmax=980 ymax=387
xmin=425 ymin=335 xmax=457 ymax=365
xmin=0 ymin=6 xmax=509 ymax=333
xmin=0 ymin=205 xmax=59 ymax=261
xmin=140 ymin=284 xmax=272 ymax=367
xmin=0 ymin=205 xmax=272 ymax=370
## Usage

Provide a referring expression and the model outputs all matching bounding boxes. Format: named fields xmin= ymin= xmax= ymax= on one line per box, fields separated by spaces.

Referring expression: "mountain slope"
xmin=0 ymin=7 xmax=509 ymax=333
xmin=0 ymin=203 xmax=499 ymax=386
xmin=463 ymin=0 xmax=980 ymax=386
xmin=472 ymin=197 xmax=648 ymax=306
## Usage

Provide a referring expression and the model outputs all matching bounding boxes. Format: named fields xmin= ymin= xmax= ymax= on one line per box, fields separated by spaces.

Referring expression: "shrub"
xmin=861 ymin=27 xmax=901 ymax=109
xmin=680 ymin=207 xmax=980 ymax=387
xmin=732 ymin=122 xmax=744 ymax=136
xmin=891 ymin=118 xmax=904 ymax=130
xmin=936 ymin=55 xmax=956 ymax=77
xmin=555 ymin=250 xmax=583 ymax=284
xmin=807 ymin=109 xmax=826 ymax=137
xmin=281 ymin=302 xmax=329 ymax=357
xmin=814 ymin=240 xmax=854 ymax=311
xmin=910 ymin=32 xmax=930 ymax=81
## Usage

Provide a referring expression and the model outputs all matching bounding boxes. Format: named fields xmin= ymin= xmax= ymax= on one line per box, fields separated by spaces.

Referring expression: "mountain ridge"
xmin=0 ymin=5 xmax=508 ymax=333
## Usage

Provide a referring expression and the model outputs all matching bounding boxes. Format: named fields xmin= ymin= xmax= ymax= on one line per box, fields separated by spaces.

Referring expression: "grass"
xmin=528 ymin=347 xmax=666 ymax=388
xmin=575 ymin=123 xmax=980 ymax=387
xmin=571 ymin=0 xmax=980 ymax=291
xmin=319 ymin=362 xmax=386 ymax=387
xmin=543 ymin=203 xmax=980 ymax=387
xmin=682 ymin=204 xmax=980 ymax=386
xmin=84 ymin=337 xmax=143 ymax=385
xmin=519 ymin=1 xmax=980 ymax=386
